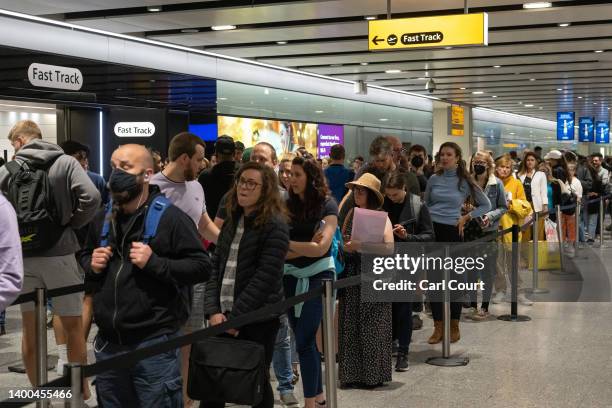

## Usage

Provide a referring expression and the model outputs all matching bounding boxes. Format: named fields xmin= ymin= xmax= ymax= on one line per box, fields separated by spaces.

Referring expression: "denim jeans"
xmin=94 ymin=332 xmax=183 ymax=408
xmin=284 ymin=271 xmax=332 ymax=399
xmin=0 ymin=310 xmax=5 ymax=325
xmin=272 ymin=314 xmax=294 ymax=396
xmin=585 ymin=213 xmax=598 ymax=240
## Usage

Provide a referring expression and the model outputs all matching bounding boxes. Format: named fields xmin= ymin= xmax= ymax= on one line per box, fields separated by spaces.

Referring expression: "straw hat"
xmin=346 ymin=173 xmax=384 ymax=208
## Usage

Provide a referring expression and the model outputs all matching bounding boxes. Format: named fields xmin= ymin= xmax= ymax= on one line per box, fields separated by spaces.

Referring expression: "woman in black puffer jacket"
xmin=204 ymin=162 xmax=289 ymax=408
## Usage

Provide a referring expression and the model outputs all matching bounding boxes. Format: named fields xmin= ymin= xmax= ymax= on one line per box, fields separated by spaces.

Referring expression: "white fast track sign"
xmin=28 ymin=63 xmax=83 ymax=91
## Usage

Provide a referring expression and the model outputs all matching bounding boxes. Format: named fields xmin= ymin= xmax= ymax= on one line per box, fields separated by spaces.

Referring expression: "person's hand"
xmin=393 ymin=224 xmax=408 ymax=240
xmin=344 ymin=240 xmax=361 ymax=253
xmin=226 ymin=328 xmax=239 ymax=337
xmin=456 ymin=214 xmax=471 ymax=237
xmin=130 ymin=242 xmax=153 ymax=269
xmin=462 ymin=203 xmax=474 ymax=214
xmin=312 ymin=231 xmax=324 ymax=244
xmin=209 ymin=313 xmax=226 ymax=326
xmin=588 ymin=192 xmax=598 ymax=198
xmin=91 ymin=246 xmax=113 ymax=273
xmin=481 ymin=215 xmax=490 ymax=228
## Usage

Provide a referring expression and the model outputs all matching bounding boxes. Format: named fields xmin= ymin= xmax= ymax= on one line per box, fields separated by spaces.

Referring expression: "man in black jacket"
xmin=84 ymin=144 xmax=210 ymax=408
xmin=198 ymin=135 xmax=236 ymax=220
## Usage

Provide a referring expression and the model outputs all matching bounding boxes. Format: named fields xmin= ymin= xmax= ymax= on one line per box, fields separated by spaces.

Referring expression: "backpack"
xmin=100 ymin=195 xmax=171 ymax=247
xmin=5 ymin=158 xmax=64 ymax=256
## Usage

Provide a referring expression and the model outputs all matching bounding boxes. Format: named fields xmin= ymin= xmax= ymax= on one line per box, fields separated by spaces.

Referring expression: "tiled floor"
xmin=1 ymin=245 xmax=611 ymax=407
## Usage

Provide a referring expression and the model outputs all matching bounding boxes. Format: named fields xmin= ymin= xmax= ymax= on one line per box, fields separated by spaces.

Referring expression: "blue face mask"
xmin=108 ymin=168 xmax=143 ymax=204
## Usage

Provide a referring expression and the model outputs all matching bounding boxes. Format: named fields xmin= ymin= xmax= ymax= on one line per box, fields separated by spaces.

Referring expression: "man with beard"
xmin=83 ymin=144 xmax=210 ymax=407
xmin=150 ymin=132 xmax=219 ymax=407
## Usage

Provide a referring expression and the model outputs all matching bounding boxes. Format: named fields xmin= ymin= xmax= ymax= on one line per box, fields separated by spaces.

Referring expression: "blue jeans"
xmin=94 ymin=332 xmax=183 ymax=408
xmin=272 ymin=314 xmax=294 ymax=395
xmin=0 ymin=310 xmax=5 ymax=325
xmin=585 ymin=213 xmax=598 ymax=240
xmin=284 ymin=271 xmax=332 ymax=399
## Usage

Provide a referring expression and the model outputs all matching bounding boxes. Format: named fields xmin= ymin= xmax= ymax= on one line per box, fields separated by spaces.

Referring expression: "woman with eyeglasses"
xmin=284 ymin=157 xmax=338 ymax=408
xmin=204 ymin=162 xmax=289 ymax=408
xmin=466 ymin=151 xmax=508 ymax=319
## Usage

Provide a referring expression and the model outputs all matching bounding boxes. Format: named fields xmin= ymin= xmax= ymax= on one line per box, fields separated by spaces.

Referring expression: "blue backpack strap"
xmin=142 ymin=195 xmax=171 ymax=245
xmin=99 ymin=200 xmax=114 ymax=247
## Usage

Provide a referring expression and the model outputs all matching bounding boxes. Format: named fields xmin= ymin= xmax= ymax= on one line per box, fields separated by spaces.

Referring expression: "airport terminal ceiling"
xmin=1 ymin=0 xmax=610 ymax=122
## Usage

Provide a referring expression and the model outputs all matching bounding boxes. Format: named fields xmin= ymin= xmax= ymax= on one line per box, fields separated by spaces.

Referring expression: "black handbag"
xmin=188 ymin=336 xmax=266 ymax=405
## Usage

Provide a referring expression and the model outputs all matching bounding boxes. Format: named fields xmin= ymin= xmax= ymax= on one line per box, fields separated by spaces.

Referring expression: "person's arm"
xmin=407 ymin=204 xmax=434 ymax=242
xmin=203 ymin=243 xmax=222 ymax=317
xmin=198 ymin=212 xmax=220 ymax=244
xmin=580 ymin=166 xmax=592 ymax=193
xmin=359 ymin=218 xmax=395 ymax=255
xmin=0 ymin=200 xmax=23 ymax=310
xmin=228 ymin=222 xmax=289 ymax=319
xmin=143 ymin=209 xmax=212 ymax=285
xmin=467 ymin=185 xmax=492 ymax=219
xmin=535 ymin=172 xmax=548 ymax=211
xmin=77 ymin=209 xmax=106 ymax=280
xmin=484 ymin=182 xmax=508 ymax=224
xmin=289 ymin=215 xmax=337 ymax=258
xmin=66 ymin=157 xmax=101 ymax=229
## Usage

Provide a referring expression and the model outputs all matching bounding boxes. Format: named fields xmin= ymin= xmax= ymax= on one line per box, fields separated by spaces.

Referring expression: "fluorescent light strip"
xmin=0 ymin=103 xmax=55 ymax=110
xmin=99 ymin=110 xmax=103 ymax=178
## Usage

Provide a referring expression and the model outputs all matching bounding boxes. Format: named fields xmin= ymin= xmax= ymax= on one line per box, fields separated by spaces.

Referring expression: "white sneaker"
xmin=56 ymin=358 xmax=67 ymax=376
xmin=518 ymin=294 xmax=533 ymax=306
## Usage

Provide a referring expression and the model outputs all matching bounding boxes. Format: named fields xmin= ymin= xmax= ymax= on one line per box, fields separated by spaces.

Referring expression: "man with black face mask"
xmin=407 ymin=144 xmax=431 ymax=195
xmin=80 ymin=144 xmax=211 ymax=408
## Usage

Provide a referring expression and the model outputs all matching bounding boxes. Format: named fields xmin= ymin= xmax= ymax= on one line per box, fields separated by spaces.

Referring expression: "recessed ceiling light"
xmin=578 ymin=96 xmax=583 ymax=99
xmin=315 ymin=110 xmax=324 ymax=113
xmin=558 ymin=22 xmax=571 ymax=27
xmin=276 ymin=41 xmax=288 ymax=45
xmin=509 ymin=132 xmax=516 ymax=135
xmin=385 ymin=69 xmax=402 ymax=74
xmin=365 ymin=16 xmax=378 ymax=20
xmin=181 ymin=28 xmax=199 ymax=33
xmin=524 ymin=104 xmax=534 ymax=107
xmin=530 ymin=78 xmax=536 ymax=81
xmin=264 ymin=88 xmax=270 ymax=95
xmin=417 ymin=77 xmax=427 ymax=80
xmin=472 ymin=91 xmax=484 ymax=94
xmin=211 ymin=25 xmax=237 ymax=31
xmin=492 ymin=95 xmax=498 ymax=98
xmin=444 ymin=46 xmax=453 ymax=50
xmin=360 ymin=62 xmax=369 ymax=66
xmin=379 ymin=118 xmax=389 ymax=121
xmin=493 ymin=65 xmax=501 ymax=68
xmin=523 ymin=2 xmax=552 ymax=9
xmin=460 ymin=87 xmax=467 ymax=90
xmin=147 ymin=6 xmax=162 ymax=12
xmin=595 ymin=50 xmax=604 ymax=53
xmin=556 ymin=88 xmax=563 ymax=91
xmin=594 ymin=102 xmax=598 ymax=105
xmin=149 ymin=79 xmax=156 ymax=83
xmin=218 ymin=97 xmax=228 ymax=101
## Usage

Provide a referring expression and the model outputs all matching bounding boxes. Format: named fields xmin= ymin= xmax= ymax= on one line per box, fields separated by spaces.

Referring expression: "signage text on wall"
xmin=114 ymin=122 xmax=156 ymax=138
xmin=368 ymin=13 xmax=488 ymax=51
xmin=28 ymin=63 xmax=83 ymax=91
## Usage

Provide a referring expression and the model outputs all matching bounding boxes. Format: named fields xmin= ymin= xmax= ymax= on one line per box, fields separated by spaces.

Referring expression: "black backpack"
xmin=5 ymin=158 xmax=65 ymax=256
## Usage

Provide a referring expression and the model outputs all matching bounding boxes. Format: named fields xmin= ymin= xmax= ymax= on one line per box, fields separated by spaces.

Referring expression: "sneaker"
xmin=280 ymin=393 xmax=299 ymax=406
xmin=464 ymin=307 xmax=477 ymax=320
xmin=565 ymin=247 xmax=575 ymax=258
xmin=395 ymin=352 xmax=409 ymax=372
xmin=518 ymin=294 xmax=533 ymax=306
xmin=491 ymin=292 xmax=505 ymax=304
xmin=471 ymin=309 xmax=489 ymax=321
xmin=412 ymin=314 xmax=423 ymax=330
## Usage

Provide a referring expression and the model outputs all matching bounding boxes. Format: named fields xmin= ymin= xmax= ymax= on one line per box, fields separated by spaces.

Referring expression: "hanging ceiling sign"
xmin=368 ymin=13 xmax=488 ymax=51
xmin=449 ymin=105 xmax=465 ymax=136
xmin=28 ymin=63 xmax=83 ymax=91
xmin=578 ymin=117 xmax=594 ymax=142
xmin=556 ymin=111 xmax=575 ymax=141
xmin=596 ymin=121 xmax=610 ymax=144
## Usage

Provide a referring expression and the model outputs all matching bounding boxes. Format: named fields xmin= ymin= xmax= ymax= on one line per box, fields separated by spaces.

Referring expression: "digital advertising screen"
xmin=596 ymin=121 xmax=610 ymax=144
xmin=556 ymin=111 xmax=575 ymax=141
xmin=188 ymin=123 xmax=218 ymax=142
xmin=317 ymin=124 xmax=344 ymax=159
xmin=578 ymin=117 xmax=594 ymax=142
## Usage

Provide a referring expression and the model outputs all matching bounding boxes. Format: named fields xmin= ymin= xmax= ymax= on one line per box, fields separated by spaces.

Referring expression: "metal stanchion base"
xmin=497 ymin=314 xmax=531 ymax=322
xmin=426 ymin=356 xmax=470 ymax=367
xmin=524 ymin=288 xmax=550 ymax=294
xmin=548 ymin=269 xmax=573 ymax=276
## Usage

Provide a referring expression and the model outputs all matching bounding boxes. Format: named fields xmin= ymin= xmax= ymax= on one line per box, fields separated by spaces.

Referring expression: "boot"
xmin=450 ymin=319 xmax=460 ymax=343
xmin=428 ymin=320 xmax=443 ymax=344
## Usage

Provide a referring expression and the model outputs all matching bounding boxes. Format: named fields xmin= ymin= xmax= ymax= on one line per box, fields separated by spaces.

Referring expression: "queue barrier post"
xmin=321 ymin=279 xmax=338 ymax=408
xmin=64 ymin=363 xmax=82 ymax=408
xmin=498 ymin=225 xmax=531 ymax=322
xmin=426 ymin=245 xmax=469 ymax=367
xmin=575 ymin=202 xmax=581 ymax=247
xmin=35 ymin=287 xmax=49 ymax=408
xmin=555 ymin=204 xmax=566 ymax=272
xmin=600 ymin=197 xmax=606 ymax=248
xmin=526 ymin=212 xmax=549 ymax=295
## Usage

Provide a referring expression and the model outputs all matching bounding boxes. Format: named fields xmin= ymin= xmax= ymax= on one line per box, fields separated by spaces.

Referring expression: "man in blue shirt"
xmin=324 ymin=144 xmax=354 ymax=204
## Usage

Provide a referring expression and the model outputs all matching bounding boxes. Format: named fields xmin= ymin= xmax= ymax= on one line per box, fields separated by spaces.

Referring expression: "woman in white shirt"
xmin=517 ymin=151 xmax=548 ymax=240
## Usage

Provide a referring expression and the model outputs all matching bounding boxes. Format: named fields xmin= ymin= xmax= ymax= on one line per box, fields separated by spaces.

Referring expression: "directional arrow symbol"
xmin=372 ymin=36 xmax=384 ymax=45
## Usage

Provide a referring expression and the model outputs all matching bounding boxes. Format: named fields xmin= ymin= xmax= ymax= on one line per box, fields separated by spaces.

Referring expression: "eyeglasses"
xmin=236 ymin=178 xmax=261 ymax=191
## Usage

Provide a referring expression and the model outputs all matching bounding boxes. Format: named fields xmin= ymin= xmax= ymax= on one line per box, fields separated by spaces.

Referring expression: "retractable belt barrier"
xmin=3 ymin=196 xmax=610 ymax=407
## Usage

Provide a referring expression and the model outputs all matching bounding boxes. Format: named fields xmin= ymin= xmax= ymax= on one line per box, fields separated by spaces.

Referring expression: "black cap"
xmin=234 ymin=141 xmax=245 ymax=151
xmin=215 ymin=135 xmax=235 ymax=155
